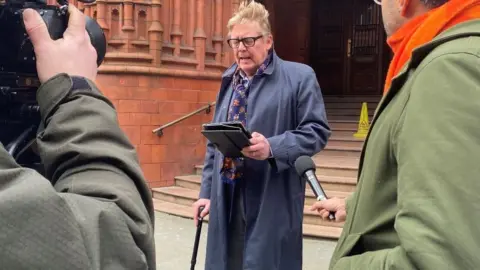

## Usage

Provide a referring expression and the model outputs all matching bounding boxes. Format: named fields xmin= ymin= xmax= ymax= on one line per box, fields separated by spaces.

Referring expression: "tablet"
xmin=201 ymin=129 xmax=251 ymax=158
xmin=202 ymin=121 xmax=252 ymax=138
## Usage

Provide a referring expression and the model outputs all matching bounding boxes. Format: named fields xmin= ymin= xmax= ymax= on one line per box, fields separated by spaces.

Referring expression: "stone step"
xmin=324 ymin=99 xmax=380 ymax=105
xmin=328 ymin=135 xmax=365 ymax=148
xmin=325 ymin=102 xmax=379 ymax=109
xmin=175 ymin=175 xmax=203 ymax=190
xmin=153 ymin=186 xmax=199 ymax=207
xmin=326 ymin=108 xmax=376 ymax=116
xmin=195 ymin=155 xmax=360 ymax=178
xmin=153 ymin=200 xmax=342 ymax=239
xmin=328 ymin=115 xmax=373 ymax=121
xmin=323 ymin=95 xmax=382 ymax=103
xmin=152 ymin=186 xmax=351 ymax=223
xmin=323 ymin=145 xmax=362 ymax=158
xmin=316 ymin=175 xmax=357 ymax=192
xmin=176 ymin=173 xmax=357 ymax=193
xmin=193 ymin=136 xmax=364 ymax=162
xmin=153 ymin=199 xmax=210 ymax=222
xmin=305 ymin=189 xmax=352 ymax=206
xmin=303 ymin=206 xmax=345 ymax=228
xmin=330 ymin=127 xmax=357 ymax=137
xmin=324 ymin=135 xmax=363 ymax=157
xmin=153 ymin=198 xmax=345 ymax=229
xmin=329 ymin=120 xmax=361 ymax=130
xmin=303 ymin=224 xmax=342 ymax=239
xmin=313 ymin=154 xmax=359 ymax=178
xmin=195 ymin=165 xmax=204 ymax=175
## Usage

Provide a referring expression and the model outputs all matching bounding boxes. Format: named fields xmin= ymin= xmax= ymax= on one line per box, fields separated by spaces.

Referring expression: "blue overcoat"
xmin=199 ymin=52 xmax=331 ymax=270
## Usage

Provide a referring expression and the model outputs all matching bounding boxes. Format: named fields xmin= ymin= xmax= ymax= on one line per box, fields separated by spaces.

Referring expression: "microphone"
xmin=294 ymin=155 xmax=335 ymax=221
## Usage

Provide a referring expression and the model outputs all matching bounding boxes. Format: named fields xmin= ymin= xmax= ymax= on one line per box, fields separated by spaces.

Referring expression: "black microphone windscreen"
xmin=294 ymin=155 xmax=316 ymax=176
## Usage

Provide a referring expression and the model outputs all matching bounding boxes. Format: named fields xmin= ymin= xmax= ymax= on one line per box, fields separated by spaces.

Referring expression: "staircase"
xmin=152 ymin=95 xmax=381 ymax=239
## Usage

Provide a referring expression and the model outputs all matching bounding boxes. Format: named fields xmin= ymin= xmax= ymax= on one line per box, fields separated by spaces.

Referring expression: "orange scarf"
xmin=384 ymin=0 xmax=480 ymax=94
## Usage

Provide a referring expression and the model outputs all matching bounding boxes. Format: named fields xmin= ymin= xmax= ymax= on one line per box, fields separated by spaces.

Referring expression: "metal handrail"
xmin=152 ymin=101 xmax=216 ymax=136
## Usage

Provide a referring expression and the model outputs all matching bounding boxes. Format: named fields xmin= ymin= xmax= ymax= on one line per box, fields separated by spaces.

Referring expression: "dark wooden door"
xmin=309 ymin=0 xmax=350 ymax=95
xmin=309 ymin=0 xmax=387 ymax=96
xmin=258 ymin=0 xmax=276 ymax=38
xmin=345 ymin=0 xmax=386 ymax=95
xmin=272 ymin=0 xmax=311 ymax=64
xmin=288 ymin=0 xmax=312 ymax=64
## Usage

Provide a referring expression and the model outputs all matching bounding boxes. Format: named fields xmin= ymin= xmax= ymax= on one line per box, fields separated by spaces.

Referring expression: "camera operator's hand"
xmin=23 ymin=5 xmax=97 ymax=83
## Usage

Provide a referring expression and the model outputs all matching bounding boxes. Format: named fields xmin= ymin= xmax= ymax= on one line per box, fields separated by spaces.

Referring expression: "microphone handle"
xmin=305 ymin=171 xmax=335 ymax=221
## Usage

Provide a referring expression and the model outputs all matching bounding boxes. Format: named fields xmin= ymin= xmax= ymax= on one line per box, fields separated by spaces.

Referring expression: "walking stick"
xmin=190 ymin=206 xmax=205 ymax=270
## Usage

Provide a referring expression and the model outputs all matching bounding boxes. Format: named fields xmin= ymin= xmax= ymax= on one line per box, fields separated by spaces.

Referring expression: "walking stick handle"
xmin=198 ymin=206 xmax=205 ymax=221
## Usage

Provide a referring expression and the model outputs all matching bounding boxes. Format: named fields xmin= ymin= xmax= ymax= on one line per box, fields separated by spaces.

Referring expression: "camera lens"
xmin=85 ymin=15 xmax=106 ymax=67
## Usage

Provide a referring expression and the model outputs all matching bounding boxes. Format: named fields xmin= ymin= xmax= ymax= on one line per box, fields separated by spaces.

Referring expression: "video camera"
xmin=0 ymin=0 xmax=106 ymax=175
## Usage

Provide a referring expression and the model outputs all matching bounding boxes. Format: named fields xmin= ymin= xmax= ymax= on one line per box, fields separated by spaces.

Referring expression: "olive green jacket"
xmin=330 ymin=19 xmax=480 ymax=269
xmin=0 ymin=74 xmax=155 ymax=269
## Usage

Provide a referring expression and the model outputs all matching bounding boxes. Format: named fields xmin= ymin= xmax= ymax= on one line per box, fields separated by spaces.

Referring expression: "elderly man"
xmin=192 ymin=1 xmax=330 ymax=270
xmin=311 ymin=0 xmax=480 ymax=269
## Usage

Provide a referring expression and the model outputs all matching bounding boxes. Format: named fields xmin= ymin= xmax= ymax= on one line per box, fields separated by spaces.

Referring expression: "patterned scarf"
xmin=220 ymin=51 xmax=273 ymax=184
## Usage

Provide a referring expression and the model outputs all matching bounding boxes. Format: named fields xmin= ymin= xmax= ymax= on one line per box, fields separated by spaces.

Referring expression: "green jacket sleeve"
xmin=0 ymin=74 xmax=155 ymax=269
xmin=334 ymin=52 xmax=480 ymax=269
xmin=345 ymin=193 xmax=354 ymax=214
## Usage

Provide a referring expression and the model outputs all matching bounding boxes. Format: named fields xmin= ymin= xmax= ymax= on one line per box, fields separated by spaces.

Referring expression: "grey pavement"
xmin=155 ymin=212 xmax=337 ymax=269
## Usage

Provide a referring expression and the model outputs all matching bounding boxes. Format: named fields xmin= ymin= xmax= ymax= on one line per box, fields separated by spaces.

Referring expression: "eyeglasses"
xmin=373 ymin=0 xmax=381 ymax=5
xmin=227 ymin=35 xmax=264 ymax=49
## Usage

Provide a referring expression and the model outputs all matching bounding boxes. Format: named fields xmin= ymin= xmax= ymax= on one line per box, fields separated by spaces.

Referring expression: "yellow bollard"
xmin=353 ymin=102 xmax=370 ymax=138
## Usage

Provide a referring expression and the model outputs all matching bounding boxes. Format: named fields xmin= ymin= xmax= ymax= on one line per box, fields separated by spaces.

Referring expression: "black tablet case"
xmin=201 ymin=122 xmax=251 ymax=158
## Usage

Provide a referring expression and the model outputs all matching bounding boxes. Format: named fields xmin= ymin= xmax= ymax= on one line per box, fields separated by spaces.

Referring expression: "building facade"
xmin=62 ymin=0 xmax=244 ymax=188
xmin=65 ymin=0 xmax=389 ymax=188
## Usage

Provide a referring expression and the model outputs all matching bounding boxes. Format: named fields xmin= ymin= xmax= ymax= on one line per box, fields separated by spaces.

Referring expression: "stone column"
xmin=149 ymin=0 xmax=164 ymax=65
xmin=212 ymin=0 xmax=223 ymax=64
xmin=122 ymin=0 xmax=135 ymax=31
xmin=224 ymin=0 xmax=241 ymax=65
xmin=95 ymin=0 xmax=109 ymax=37
xmin=193 ymin=0 xmax=206 ymax=70
xmin=171 ymin=0 xmax=183 ymax=57
xmin=186 ymin=0 xmax=195 ymax=47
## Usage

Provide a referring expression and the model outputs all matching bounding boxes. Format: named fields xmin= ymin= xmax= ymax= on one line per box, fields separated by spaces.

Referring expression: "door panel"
xmin=346 ymin=0 xmax=386 ymax=95
xmin=260 ymin=0 xmax=276 ymax=38
xmin=272 ymin=0 xmax=311 ymax=64
xmin=290 ymin=0 xmax=312 ymax=64
xmin=270 ymin=0 xmax=389 ymax=96
xmin=310 ymin=0 xmax=351 ymax=95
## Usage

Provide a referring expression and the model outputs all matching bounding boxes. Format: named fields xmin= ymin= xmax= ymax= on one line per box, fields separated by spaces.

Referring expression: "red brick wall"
xmin=95 ymin=74 xmax=220 ymax=188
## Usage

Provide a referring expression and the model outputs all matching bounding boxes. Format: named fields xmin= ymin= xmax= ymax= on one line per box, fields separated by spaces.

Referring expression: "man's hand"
xmin=242 ymin=132 xmax=271 ymax=160
xmin=310 ymin=197 xmax=347 ymax=222
xmin=192 ymin=199 xmax=210 ymax=226
xmin=23 ymin=5 xmax=98 ymax=83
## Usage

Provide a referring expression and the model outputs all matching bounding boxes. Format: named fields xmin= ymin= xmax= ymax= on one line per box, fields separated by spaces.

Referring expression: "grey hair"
xmin=227 ymin=1 xmax=271 ymax=35
xmin=420 ymin=0 xmax=449 ymax=8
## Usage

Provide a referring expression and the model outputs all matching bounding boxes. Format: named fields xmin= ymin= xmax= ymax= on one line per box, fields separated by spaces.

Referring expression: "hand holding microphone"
xmin=310 ymin=197 xmax=346 ymax=222
xmin=295 ymin=156 xmax=346 ymax=222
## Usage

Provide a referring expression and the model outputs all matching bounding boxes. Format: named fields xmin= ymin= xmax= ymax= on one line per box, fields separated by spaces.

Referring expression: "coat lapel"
xmin=355 ymin=62 xmax=411 ymax=181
